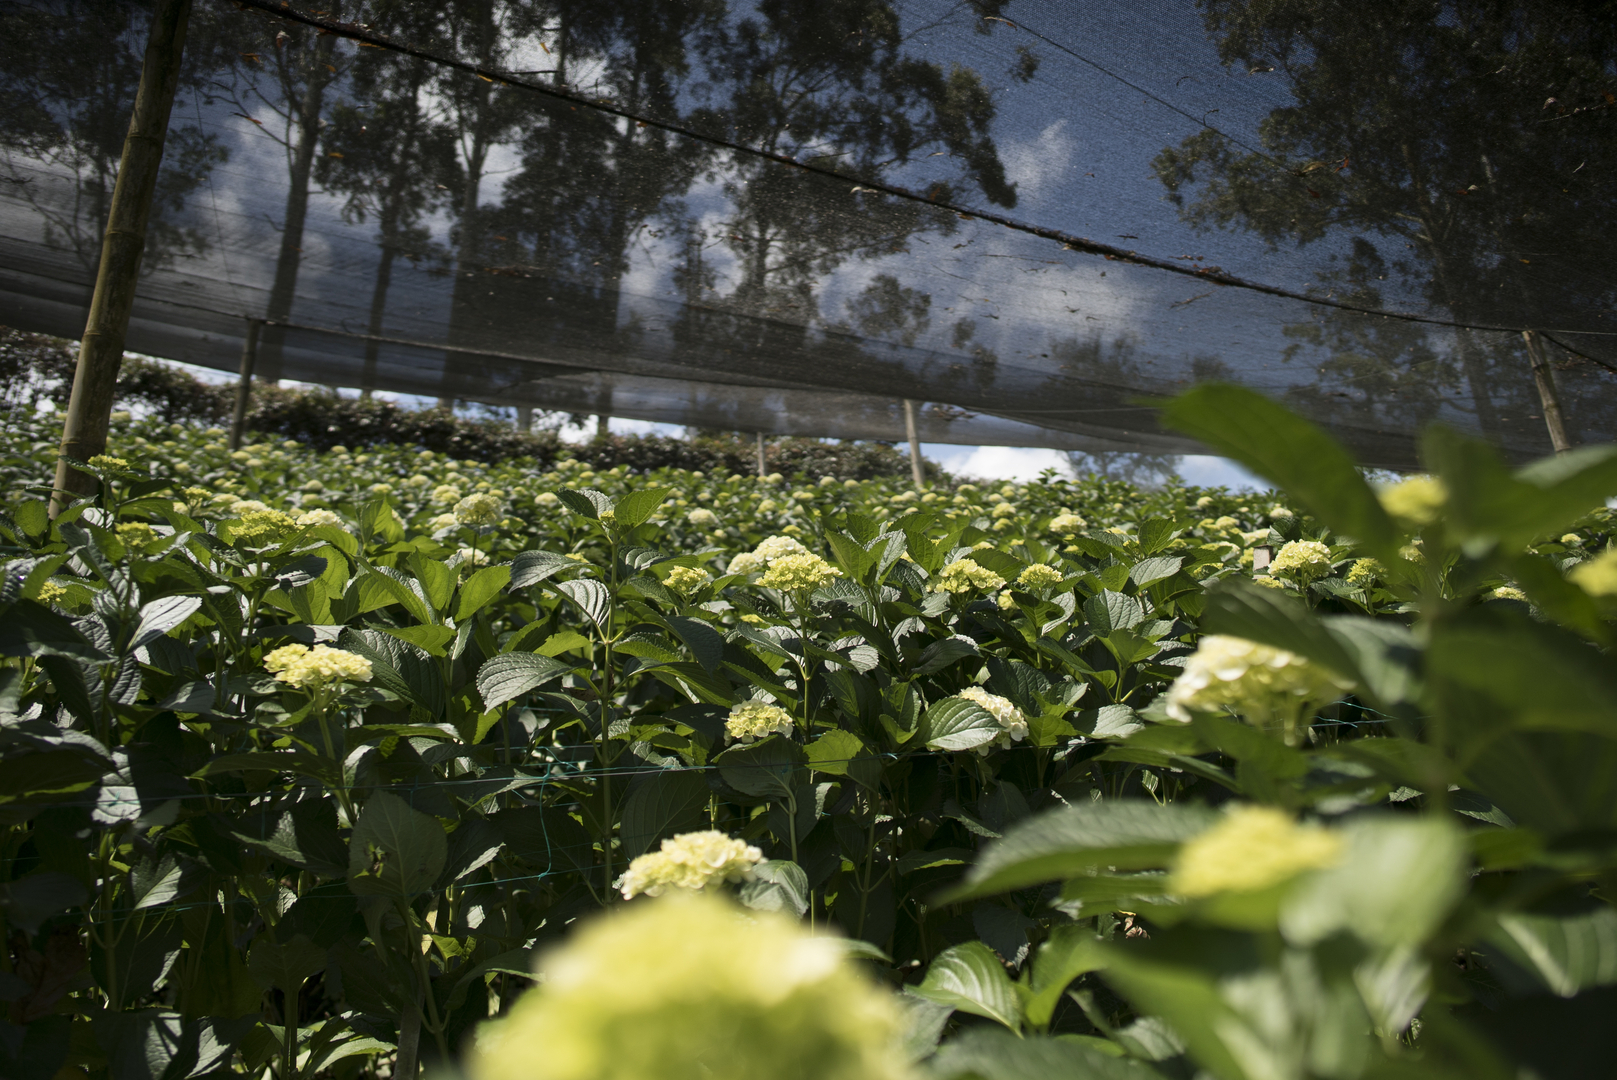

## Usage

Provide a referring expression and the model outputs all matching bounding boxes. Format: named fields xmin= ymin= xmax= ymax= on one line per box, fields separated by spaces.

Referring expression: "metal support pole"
xmin=1522 ymin=330 xmax=1572 ymax=453
xmin=755 ymin=431 xmax=767 ymax=478
xmin=50 ymin=0 xmax=192 ymax=515
xmin=229 ymin=318 xmax=261 ymax=450
xmin=903 ymin=399 xmax=924 ymax=491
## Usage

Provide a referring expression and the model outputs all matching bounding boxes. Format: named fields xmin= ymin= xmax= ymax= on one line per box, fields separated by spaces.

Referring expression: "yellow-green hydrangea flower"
xmin=1569 ymin=549 xmax=1617 ymax=597
xmin=687 ymin=508 xmax=719 ymax=528
xmin=263 ymin=644 xmax=373 ymax=690
xmin=87 ymin=454 xmax=132 ymax=474
xmin=295 ymin=509 xmax=342 ymax=529
xmin=233 ymin=507 xmax=296 ymax=542
xmin=1270 ymin=539 xmax=1333 ymax=585
xmin=936 ymin=558 xmax=1005 ymax=594
xmin=1378 ymin=475 xmax=1446 ymax=528
xmin=1345 ymin=558 xmax=1384 ymax=587
xmin=470 ymin=892 xmax=912 ymax=1080
xmin=1252 ymin=575 xmax=1291 ymax=589
xmin=432 ymin=484 xmax=462 ymax=506
xmin=725 ymin=701 xmax=794 ymax=743
xmin=753 ymin=535 xmax=809 ymax=562
xmin=1165 ymin=635 xmax=1351 ymax=744
xmin=1015 ymin=563 xmax=1063 ymax=589
xmin=36 ymin=581 xmax=67 ymax=604
xmin=1048 ymin=512 xmax=1087 ymax=534
xmin=759 ymin=553 xmax=841 ymax=592
xmin=617 ymin=831 xmax=764 ymax=900
xmin=1489 ymin=585 xmax=1528 ymax=602
xmin=664 ymin=565 xmax=712 ymax=596
xmin=116 ymin=521 xmax=157 ymax=547
xmin=1172 ymin=805 xmax=1343 ymax=898
xmin=455 ymin=492 xmax=503 ymax=527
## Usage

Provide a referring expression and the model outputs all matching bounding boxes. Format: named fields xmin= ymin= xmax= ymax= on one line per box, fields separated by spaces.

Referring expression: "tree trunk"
xmin=258 ymin=30 xmax=339 ymax=382
xmin=52 ymin=0 xmax=192 ymax=513
xmin=360 ymin=242 xmax=397 ymax=397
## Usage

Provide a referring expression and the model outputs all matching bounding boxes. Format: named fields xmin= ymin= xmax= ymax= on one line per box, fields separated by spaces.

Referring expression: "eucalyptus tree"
xmin=1152 ymin=0 xmax=1617 ymax=440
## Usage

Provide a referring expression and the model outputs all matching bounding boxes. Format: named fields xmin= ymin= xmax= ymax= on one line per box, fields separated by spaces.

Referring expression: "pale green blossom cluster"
xmin=936 ymin=558 xmax=1005 ymax=594
xmin=686 ymin=507 xmax=719 ymax=527
xmin=1048 ymin=512 xmax=1087 ymax=534
xmin=663 ymin=565 xmax=712 ymax=595
xmin=1269 ymin=539 xmax=1333 ymax=585
xmin=1015 ymin=563 xmax=1063 ymax=589
xmin=759 ymin=552 xmax=841 ymax=592
xmin=295 ymin=508 xmax=343 ymax=529
xmin=1172 ymin=806 xmax=1342 ymax=898
xmin=617 ymin=831 xmax=765 ymax=899
xmin=725 ymin=701 xmax=794 ymax=743
xmin=455 ymin=492 xmax=504 ymax=526
xmin=1166 ymin=634 xmax=1351 ymax=744
xmin=471 ymin=892 xmax=911 ymax=1080
xmin=956 ymin=686 xmax=1028 ymax=750
xmin=1570 ymin=549 xmax=1617 ymax=597
xmin=1344 ymin=558 xmax=1384 ymax=586
xmin=263 ymin=644 xmax=373 ymax=691
xmin=1378 ymin=474 xmax=1446 ymax=527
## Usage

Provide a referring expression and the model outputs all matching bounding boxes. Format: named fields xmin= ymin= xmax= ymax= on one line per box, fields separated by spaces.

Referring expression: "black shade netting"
xmin=3 ymin=0 xmax=1616 ymax=466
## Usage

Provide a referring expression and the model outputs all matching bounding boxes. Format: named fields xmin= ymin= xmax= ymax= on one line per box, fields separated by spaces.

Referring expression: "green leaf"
xmin=1085 ymin=590 xmax=1145 ymax=633
xmin=377 ymin=624 xmax=456 ymax=657
xmin=1026 ymin=926 xmax=1108 ymax=1030
xmin=912 ymin=636 xmax=980 ymax=676
xmin=131 ymin=595 xmax=202 ymax=650
xmin=359 ymin=568 xmax=435 ymax=625
xmin=476 ymin=653 xmax=575 ymax=710
xmin=738 ymin=860 xmax=809 ymax=917
xmin=558 ymin=488 xmax=612 ymax=519
xmin=1426 ymin=428 xmax=1617 ymax=554
xmin=931 ymin=1029 xmax=1166 ymax=1080
xmin=715 ymin=737 xmax=808 ymax=800
xmin=921 ymin=697 xmax=1002 ymax=752
xmin=456 ymin=565 xmax=511 ymax=621
xmin=1281 ymin=816 xmax=1466 ymax=950
xmin=510 ymin=550 xmax=579 ymax=589
xmin=1129 ymin=556 xmax=1184 ymax=589
xmin=1487 ymin=906 xmax=1617 ymax=998
xmin=247 ymin=934 xmax=326 ymax=991
xmin=0 ymin=600 xmax=109 ymax=661
xmin=619 ymin=769 xmax=711 ymax=858
xmin=613 ymin=486 xmax=671 ymax=528
xmin=347 ymin=791 xmax=448 ymax=899
xmin=408 ymin=551 xmax=456 ymax=615
xmin=1160 ymin=384 xmax=1397 ymax=559
xmin=805 ymin=729 xmax=867 ymax=777
xmin=557 ymin=578 xmax=610 ymax=629
xmin=665 ymin=615 xmax=724 ymax=673
xmin=914 ymin=942 xmax=1022 ymax=1031
xmin=948 ymin=801 xmax=1217 ymax=901
xmin=536 ymin=630 xmax=591 ymax=656
xmin=825 ymin=529 xmax=878 ymax=581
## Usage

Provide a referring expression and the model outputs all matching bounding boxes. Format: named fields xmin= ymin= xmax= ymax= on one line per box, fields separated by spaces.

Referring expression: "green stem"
xmin=281 ymin=978 xmax=300 ymax=1080
xmin=401 ymin=903 xmax=451 ymax=1064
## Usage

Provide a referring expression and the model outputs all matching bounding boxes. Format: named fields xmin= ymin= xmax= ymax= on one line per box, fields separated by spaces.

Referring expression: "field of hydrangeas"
xmin=4 ymin=385 xmax=1617 ymax=1080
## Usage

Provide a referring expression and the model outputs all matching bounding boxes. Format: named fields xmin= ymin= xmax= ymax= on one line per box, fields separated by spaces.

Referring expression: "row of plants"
xmin=0 ymin=327 xmax=928 ymax=479
xmin=2 ymin=385 xmax=1615 ymax=1080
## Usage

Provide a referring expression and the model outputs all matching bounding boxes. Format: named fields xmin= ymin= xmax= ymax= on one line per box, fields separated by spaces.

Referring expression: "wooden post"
xmin=755 ymin=431 xmax=767 ymax=478
xmin=903 ymin=398 xmax=924 ymax=491
xmin=50 ymin=0 xmax=193 ymax=514
xmin=516 ymin=406 xmax=533 ymax=433
xmin=1522 ymin=330 xmax=1572 ymax=453
xmin=229 ymin=318 xmax=261 ymax=450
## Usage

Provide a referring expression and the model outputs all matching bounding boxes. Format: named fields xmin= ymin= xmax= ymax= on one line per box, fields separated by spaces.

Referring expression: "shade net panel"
xmin=2 ymin=0 xmax=1615 ymax=468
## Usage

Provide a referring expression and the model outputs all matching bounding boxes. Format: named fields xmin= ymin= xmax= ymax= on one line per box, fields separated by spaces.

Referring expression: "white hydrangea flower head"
xmin=1270 ymin=540 xmax=1333 ymax=585
xmin=1378 ymin=475 xmax=1446 ymax=528
xmin=1172 ymin=806 xmax=1343 ymax=898
xmin=617 ymin=831 xmax=764 ymax=899
xmin=264 ymin=644 xmax=373 ymax=691
xmin=1195 ymin=496 xmax=1214 ymax=509
xmin=457 ymin=547 xmax=491 ymax=567
xmin=1489 ymin=585 xmax=1528 ymax=602
xmin=430 ymin=513 xmax=459 ymax=531
xmin=727 ymin=552 xmax=764 ymax=576
xmin=535 ymin=492 xmax=560 ymax=507
xmin=752 ymin=537 xmax=812 ymax=564
xmin=455 ymin=492 xmax=504 ymax=527
xmin=686 ymin=507 xmax=719 ymax=528
xmin=956 ymin=686 xmax=1028 ymax=750
xmin=471 ymin=891 xmax=911 ymax=1080
xmin=432 ymin=484 xmax=462 ymax=506
xmin=725 ymin=701 xmax=794 ymax=743
xmin=1165 ymin=635 xmax=1352 ymax=744
xmin=295 ymin=509 xmax=343 ymax=529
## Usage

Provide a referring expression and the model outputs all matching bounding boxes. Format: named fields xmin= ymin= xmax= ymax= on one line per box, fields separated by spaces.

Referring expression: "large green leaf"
xmin=1487 ymin=906 xmax=1617 ymax=998
xmin=1160 ymin=384 xmax=1397 ymax=558
xmin=913 ymin=941 xmax=1022 ymax=1031
xmin=931 ymin=1029 xmax=1166 ymax=1080
xmin=476 ymin=653 xmax=575 ymax=711
xmin=557 ymin=578 xmax=610 ymax=629
xmin=921 ymin=697 xmax=1002 ymax=752
xmin=1026 ymin=925 xmax=1108 ymax=1030
xmin=949 ymin=802 xmax=1217 ymax=901
xmin=246 ymin=934 xmax=325 ymax=991
xmin=0 ymin=600 xmax=109 ymax=661
xmin=613 ymin=486 xmax=671 ymax=528
xmin=715 ymin=737 xmax=808 ymax=800
xmin=456 ymin=565 xmax=512 ymax=621
xmin=347 ymin=791 xmax=447 ymax=899
xmin=509 ymin=550 xmax=578 ymax=589
xmin=738 ymin=860 xmax=809 ymax=917
xmin=619 ymin=769 xmax=710 ymax=859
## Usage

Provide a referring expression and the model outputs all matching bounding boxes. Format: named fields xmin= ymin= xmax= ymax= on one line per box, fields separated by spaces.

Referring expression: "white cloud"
xmin=925 ymin=444 xmax=1072 ymax=482
xmin=558 ymin=415 xmax=683 ymax=443
xmin=1175 ymin=455 xmax=1265 ymax=491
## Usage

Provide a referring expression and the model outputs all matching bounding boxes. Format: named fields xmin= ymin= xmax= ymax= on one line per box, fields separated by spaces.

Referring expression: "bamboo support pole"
xmin=50 ymin=0 xmax=193 ymax=515
xmin=1522 ymin=330 xmax=1572 ymax=453
xmin=228 ymin=318 xmax=261 ymax=451
xmin=755 ymin=431 xmax=767 ymax=478
xmin=903 ymin=399 xmax=924 ymax=491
